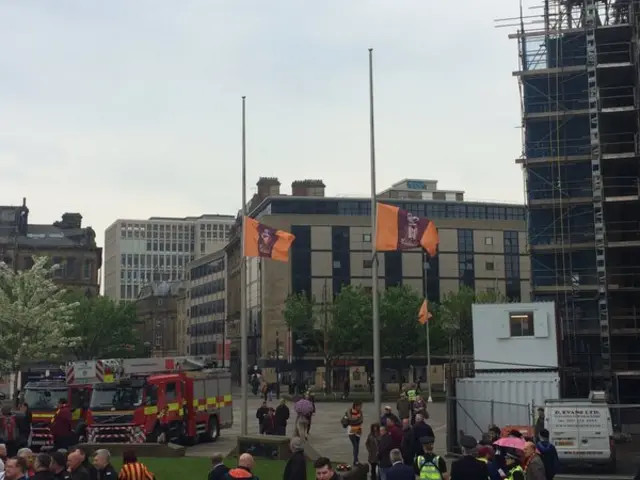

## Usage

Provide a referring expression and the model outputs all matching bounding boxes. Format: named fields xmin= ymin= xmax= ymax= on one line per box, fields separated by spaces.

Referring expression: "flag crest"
xmin=243 ymin=217 xmax=295 ymax=262
xmin=375 ymin=203 xmax=439 ymax=256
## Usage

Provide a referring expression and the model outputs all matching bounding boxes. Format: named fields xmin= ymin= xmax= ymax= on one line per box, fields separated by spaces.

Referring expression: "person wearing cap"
xmin=503 ymin=451 xmax=524 ymax=480
xmin=450 ymin=435 xmax=489 ymax=480
xmin=414 ymin=436 xmax=447 ymax=480
xmin=380 ymin=407 xmax=400 ymax=427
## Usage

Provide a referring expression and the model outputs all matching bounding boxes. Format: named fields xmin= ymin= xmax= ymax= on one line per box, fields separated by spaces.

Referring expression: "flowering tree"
xmin=0 ymin=256 xmax=79 ymax=389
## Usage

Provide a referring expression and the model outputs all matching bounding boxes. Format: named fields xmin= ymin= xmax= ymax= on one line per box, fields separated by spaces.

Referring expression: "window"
xmin=165 ymin=383 xmax=177 ymax=401
xmin=363 ymin=259 xmax=373 ymax=268
xmin=363 ymin=233 xmax=372 ymax=242
xmin=486 ymin=262 xmax=495 ymax=271
xmin=509 ymin=312 xmax=534 ymax=337
xmin=145 ymin=385 xmax=158 ymax=406
xmin=83 ymin=260 xmax=92 ymax=280
xmin=333 ymin=260 xmax=341 ymax=269
xmin=484 ymin=237 xmax=493 ymax=245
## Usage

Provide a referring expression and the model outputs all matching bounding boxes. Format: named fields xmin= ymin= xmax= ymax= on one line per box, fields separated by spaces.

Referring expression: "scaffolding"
xmin=500 ymin=0 xmax=640 ymax=399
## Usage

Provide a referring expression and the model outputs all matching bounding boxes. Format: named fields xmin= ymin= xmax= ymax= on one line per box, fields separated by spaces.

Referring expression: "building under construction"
xmin=511 ymin=0 xmax=640 ymax=400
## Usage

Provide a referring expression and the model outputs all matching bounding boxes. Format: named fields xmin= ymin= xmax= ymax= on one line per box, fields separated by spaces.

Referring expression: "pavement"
xmin=186 ymin=393 xmax=635 ymax=479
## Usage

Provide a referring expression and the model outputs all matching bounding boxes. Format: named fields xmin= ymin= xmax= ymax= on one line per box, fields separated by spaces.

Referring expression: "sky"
xmin=0 ymin=0 xmax=526 ymax=246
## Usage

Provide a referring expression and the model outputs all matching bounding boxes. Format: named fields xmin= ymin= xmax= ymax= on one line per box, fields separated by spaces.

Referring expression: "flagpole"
xmin=369 ymin=47 xmax=382 ymax=416
xmin=240 ymin=95 xmax=249 ymax=435
xmin=423 ymin=256 xmax=432 ymax=403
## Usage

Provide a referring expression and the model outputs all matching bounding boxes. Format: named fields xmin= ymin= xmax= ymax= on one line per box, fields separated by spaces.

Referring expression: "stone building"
xmin=0 ymin=199 xmax=102 ymax=295
xmin=135 ymin=281 xmax=184 ymax=356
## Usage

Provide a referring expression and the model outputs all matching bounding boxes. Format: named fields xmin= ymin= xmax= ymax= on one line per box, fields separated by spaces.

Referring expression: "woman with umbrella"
xmin=493 ymin=437 xmax=526 ymax=480
xmin=293 ymin=396 xmax=313 ymax=440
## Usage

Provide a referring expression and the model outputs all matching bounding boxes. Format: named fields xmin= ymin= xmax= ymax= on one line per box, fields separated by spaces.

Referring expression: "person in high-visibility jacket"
xmin=504 ymin=452 xmax=525 ymax=480
xmin=477 ymin=446 xmax=501 ymax=480
xmin=414 ymin=436 xmax=448 ymax=480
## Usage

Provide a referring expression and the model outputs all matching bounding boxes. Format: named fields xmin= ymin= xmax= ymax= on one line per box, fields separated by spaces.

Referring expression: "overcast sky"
xmin=0 ymin=0 xmax=525 ymax=244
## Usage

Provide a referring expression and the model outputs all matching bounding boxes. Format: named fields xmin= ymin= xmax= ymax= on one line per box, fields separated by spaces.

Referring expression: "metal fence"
xmin=449 ymin=396 xmax=534 ymax=440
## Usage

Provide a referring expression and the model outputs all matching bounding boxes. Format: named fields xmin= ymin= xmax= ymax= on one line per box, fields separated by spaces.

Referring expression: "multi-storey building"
xmin=135 ymin=281 xmax=184 ymax=356
xmin=103 ymin=214 xmax=234 ymax=301
xmin=185 ymin=249 xmax=227 ymax=358
xmin=0 ymin=199 xmax=102 ymax=294
xmin=510 ymin=0 xmax=640 ymax=399
xmin=223 ymin=177 xmax=530 ymax=371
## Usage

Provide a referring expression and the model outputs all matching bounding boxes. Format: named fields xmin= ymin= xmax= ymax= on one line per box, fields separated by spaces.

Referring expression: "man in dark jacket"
xmin=535 ymin=429 xmax=559 ymax=480
xmin=377 ymin=426 xmax=395 ymax=480
xmin=396 ymin=394 xmax=411 ymax=421
xmin=90 ymin=449 xmax=116 ymax=480
xmin=450 ymin=435 xmax=490 ymax=480
xmin=49 ymin=452 xmax=70 ymax=480
xmin=66 ymin=448 xmax=90 ymax=480
xmin=399 ymin=419 xmax=415 ymax=466
xmin=274 ymin=400 xmax=290 ymax=436
xmin=386 ymin=449 xmax=414 ymax=480
xmin=283 ymin=437 xmax=307 ymax=480
xmin=255 ymin=402 xmax=269 ymax=435
xmin=412 ymin=414 xmax=434 ymax=447
xmin=33 ymin=453 xmax=55 ymax=480
xmin=208 ymin=453 xmax=229 ymax=480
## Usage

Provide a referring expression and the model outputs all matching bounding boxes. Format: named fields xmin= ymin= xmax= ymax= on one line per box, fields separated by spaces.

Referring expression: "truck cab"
xmin=22 ymin=380 xmax=68 ymax=449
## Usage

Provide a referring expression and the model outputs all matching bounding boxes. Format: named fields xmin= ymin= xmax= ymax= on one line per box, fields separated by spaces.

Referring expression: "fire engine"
xmin=65 ymin=356 xmax=233 ymax=444
xmin=22 ymin=377 xmax=92 ymax=449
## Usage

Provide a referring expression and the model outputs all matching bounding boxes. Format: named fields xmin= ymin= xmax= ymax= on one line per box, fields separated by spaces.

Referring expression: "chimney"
xmin=256 ymin=177 xmax=281 ymax=199
xmin=291 ymin=179 xmax=326 ymax=197
xmin=60 ymin=213 xmax=83 ymax=229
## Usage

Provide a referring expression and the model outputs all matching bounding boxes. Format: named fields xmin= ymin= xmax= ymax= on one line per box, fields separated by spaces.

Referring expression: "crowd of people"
xmin=0 ymin=446 xmax=155 ymax=480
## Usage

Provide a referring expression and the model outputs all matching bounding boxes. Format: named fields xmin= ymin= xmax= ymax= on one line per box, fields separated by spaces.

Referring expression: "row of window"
xmin=48 ymin=257 xmax=94 ymax=282
xmin=145 ymin=241 xmax=195 ymax=253
xmin=190 ymin=258 xmax=225 ymax=280
xmin=120 ymin=269 xmax=184 ymax=283
xmin=190 ymin=299 xmax=225 ymax=318
xmin=259 ymin=198 xmax=526 ymax=221
xmin=187 ymin=319 xmax=225 ymax=336
xmin=120 ymin=222 xmax=232 ymax=240
xmin=120 ymin=253 xmax=195 ymax=268
xmin=190 ymin=278 xmax=225 ymax=299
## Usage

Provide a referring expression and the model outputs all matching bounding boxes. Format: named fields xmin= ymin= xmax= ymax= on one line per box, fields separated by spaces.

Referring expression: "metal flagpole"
xmin=423 ymin=255 xmax=433 ymax=403
xmin=240 ymin=95 xmax=249 ymax=435
xmin=369 ymin=48 xmax=382 ymax=416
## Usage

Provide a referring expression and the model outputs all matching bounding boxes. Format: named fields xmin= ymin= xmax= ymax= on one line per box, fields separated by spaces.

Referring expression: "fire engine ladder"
xmin=585 ymin=0 xmax=612 ymax=389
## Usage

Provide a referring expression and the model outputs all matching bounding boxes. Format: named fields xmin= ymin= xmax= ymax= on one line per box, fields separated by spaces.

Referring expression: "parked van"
xmin=545 ymin=391 xmax=615 ymax=471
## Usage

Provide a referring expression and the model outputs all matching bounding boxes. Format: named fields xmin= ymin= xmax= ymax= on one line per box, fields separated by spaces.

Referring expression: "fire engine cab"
xmin=65 ymin=356 xmax=233 ymax=444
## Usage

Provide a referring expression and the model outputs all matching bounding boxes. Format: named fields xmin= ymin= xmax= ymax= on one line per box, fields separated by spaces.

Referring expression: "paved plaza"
xmin=188 ymin=393 xmax=448 ymax=463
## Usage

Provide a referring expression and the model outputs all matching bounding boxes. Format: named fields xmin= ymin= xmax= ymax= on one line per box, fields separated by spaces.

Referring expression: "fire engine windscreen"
xmin=90 ymin=385 xmax=143 ymax=410
xmin=24 ymin=387 xmax=68 ymax=410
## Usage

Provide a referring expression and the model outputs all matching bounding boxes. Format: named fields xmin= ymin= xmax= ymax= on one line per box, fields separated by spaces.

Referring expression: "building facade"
xmin=103 ymin=214 xmax=234 ymax=301
xmin=512 ymin=1 xmax=640 ymax=399
xmin=185 ymin=249 xmax=227 ymax=359
xmin=0 ymin=200 xmax=102 ymax=294
xmin=135 ymin=281 xmax=184 ymax=357
xmin=224 ymin=177 xmax=530 ymax=366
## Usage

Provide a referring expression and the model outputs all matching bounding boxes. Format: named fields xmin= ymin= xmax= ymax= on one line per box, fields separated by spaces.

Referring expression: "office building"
xmin=103 ymin=214 xmax=234 ymax=301
xmin=0 ymin=199 xmax=102 ymax=294
xmin=510 ymin=0 xmax=640 ymax=399
xmin=223 ymin=177 xmax=529 ymax=368
xmin=185 ymin=249 xmax=227 ymax=360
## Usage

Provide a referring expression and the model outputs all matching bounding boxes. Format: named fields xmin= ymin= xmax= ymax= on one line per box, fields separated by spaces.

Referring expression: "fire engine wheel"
xmin=207 ymin=416 xmax=219 ymax=442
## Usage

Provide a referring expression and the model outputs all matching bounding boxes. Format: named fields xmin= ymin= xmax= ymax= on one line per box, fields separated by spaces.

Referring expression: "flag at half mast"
xmin=374 ymin=203 xmax=439 ymax=257
xmin=418 ymin=299 xmax=432 ymax=325
xmin=243 ymin=217 xmax=296 ymax=262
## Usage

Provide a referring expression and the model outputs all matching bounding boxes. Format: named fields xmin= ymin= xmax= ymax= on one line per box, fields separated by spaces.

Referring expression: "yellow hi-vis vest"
xmin=477 ymin=457 xmax=488 ymax=463
xmin=407 ymin=389 xmax=417 ymax=401
xmin=508 ymin=465 xmax=524 ymax=480
xmin=415 ymin=455 xmax=442 ymax=480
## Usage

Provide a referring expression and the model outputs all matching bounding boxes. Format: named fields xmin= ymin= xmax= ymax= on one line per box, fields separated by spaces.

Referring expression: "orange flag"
xmin=375 ymin=203 xmax=439 ymax=257
xmin=418 ymin=299 xmax=432 ymax=325
xmin=243 ymin=217 xmax=296 ymax=262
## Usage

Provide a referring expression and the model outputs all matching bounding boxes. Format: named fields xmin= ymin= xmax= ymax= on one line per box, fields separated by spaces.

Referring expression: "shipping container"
xmin=455 ymin=372 xmax=560 ymax=439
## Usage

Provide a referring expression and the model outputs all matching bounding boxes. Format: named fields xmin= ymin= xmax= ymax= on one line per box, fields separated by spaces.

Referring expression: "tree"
xmin=65 ymin=294 xmax=143 ymax=359
xmin=437 ymin=286 xmax=508 ymax=359
xmin=379 ymin=285 xmax=424 ymax=388
xmin=0 ymin=256 xmax=78 ymax=391
xmin=282 ymin=285 xmax=372 ymax=391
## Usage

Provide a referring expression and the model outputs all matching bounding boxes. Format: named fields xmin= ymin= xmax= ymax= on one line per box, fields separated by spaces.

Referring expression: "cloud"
xmin=0 ymin=0 xmax=524 ymax=243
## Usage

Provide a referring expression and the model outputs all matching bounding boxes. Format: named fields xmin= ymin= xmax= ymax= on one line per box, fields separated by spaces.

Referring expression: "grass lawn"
xmin=111 ymin=457 xmax=315 ymax=480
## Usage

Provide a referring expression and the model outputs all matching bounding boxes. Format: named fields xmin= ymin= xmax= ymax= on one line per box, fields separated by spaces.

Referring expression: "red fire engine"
xmin=65 ymin=356 xmax=233 ymax=444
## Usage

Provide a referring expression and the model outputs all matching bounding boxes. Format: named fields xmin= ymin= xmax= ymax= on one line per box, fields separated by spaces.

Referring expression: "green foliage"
xmin=437 ymin=286 xmax=508 ymax=356
xmin=282 ymin=292 xmax=316 ymax=340
xmin=65 ymin=294 xmax=143 ymax=359
xmin=330 ymin=285 xmax=372 ymax=356
xmin=0 ymin=256 xmax=79 ymax=374
xmin=379 ymin=285 xmax=424 ymax=360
